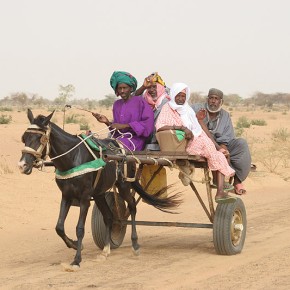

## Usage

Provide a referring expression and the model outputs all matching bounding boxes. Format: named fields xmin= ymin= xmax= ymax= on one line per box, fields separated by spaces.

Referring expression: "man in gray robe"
xmin=191 ymin=88 xmax=251 ymax=195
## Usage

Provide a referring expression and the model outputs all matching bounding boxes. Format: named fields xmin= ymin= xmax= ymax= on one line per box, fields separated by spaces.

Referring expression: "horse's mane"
xmin=34 ymin=114 xmax=79 ymax=140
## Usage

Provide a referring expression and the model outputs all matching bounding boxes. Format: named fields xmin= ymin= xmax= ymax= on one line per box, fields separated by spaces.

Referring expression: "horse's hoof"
xmin=132 ymin=246 xmax=140 ymax=256
xmin=61 ymin=263 xmax=80 ymax=272
xmin=94 ymin=254 xmax=107 ymax=262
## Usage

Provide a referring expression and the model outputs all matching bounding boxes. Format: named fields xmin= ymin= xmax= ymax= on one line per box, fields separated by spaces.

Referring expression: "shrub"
xmin=0 ymin=107 xmax=13 ymax=112
xmin=235 ymin=127 xmax=244 ymax=137
xmin=0 ymin=114 xmax=12 ymax=124
xmin=65 ymin=114 xmax=79 ymax=124
xmin=80 ymin=118 xmax=89 ymax=130
xmin=251 ymin=119 xmax=267 ymax=126
xmin=236 ymin=116 xmax=251 ymax=129
xmin=272 ymin=128 xmax=290 ymax=142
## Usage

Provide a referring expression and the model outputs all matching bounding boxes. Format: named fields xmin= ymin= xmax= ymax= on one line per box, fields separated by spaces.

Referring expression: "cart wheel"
xmin=91 ymin=192 xmax=127 ymax=250
xmin=213 ymin=198 xmax=247 ymax=255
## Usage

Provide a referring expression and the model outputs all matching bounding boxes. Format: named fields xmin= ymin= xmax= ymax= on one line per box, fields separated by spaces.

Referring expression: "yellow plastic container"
xmin=140 ymin=165 xmax=167 ymax=197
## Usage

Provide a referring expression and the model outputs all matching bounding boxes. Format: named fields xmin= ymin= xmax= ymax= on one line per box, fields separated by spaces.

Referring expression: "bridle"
xmin=22 ymin=124 xmax=51 ymax=167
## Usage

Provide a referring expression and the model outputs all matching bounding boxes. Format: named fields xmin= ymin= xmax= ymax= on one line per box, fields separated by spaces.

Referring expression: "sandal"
xmin=234 ymin=183 xmax=247 ymax=195
xmin=215 ymin=195 xmax=237 ymax=204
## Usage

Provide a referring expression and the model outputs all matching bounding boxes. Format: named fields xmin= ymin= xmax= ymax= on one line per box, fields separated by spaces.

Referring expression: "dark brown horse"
xmin=18 ymin=109 xmax=181 ymax=269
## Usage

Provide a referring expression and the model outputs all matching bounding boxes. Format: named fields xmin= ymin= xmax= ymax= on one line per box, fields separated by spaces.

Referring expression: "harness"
xmin=22 ymin=124 xmax=138 ymax=186
xmin=21 ymin=124 xmax=51 ymax=167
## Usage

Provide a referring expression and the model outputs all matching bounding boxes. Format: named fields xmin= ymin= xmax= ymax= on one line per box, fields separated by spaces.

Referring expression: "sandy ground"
xmin=1 ymin=108 xmax=290 ymax=290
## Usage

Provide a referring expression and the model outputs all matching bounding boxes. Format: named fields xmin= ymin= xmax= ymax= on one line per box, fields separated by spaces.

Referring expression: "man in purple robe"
xmin=93 ymin=71 xmax=154 ymax=151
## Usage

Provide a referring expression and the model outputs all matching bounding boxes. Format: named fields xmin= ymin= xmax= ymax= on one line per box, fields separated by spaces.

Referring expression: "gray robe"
xmin=192 ymin=103 xmax=251 ymax=182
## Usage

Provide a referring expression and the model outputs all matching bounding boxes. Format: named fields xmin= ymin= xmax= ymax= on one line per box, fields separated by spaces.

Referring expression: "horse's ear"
xmin=43 ymin=110 xmax=55 ymax=126
xmin=27 ymin=108 xmax=34 ymax=124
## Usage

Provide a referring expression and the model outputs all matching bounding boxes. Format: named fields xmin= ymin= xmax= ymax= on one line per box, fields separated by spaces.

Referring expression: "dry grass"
xmin=0 ymin=159 xmax=14 ymax=174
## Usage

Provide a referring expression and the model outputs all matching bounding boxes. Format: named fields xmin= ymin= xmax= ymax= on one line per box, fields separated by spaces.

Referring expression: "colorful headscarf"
xmin=169 ymin=83 xmax=202 ymax=137
xmin=143 ymin=83 xmax=170 ymax=111
xmin=110 ymin=71 xmax=138 ymax=93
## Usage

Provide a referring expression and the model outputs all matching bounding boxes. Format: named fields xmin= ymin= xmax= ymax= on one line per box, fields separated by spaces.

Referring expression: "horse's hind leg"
xmin=94 ymin=195 xmax=113 ymax=259
xmin=55 ymin=197 xmax=78 ymax=250
xmin=118 ymin=182 xmax=140 ymax=255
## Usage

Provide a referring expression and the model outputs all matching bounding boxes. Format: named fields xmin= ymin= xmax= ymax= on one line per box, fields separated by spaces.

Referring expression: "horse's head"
xmin=18 ymin=109 xmax=54 ymax=174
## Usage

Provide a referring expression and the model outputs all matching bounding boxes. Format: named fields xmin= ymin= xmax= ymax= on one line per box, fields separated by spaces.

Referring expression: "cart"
xmin=91 ymin=150 xmax=247 ymax=255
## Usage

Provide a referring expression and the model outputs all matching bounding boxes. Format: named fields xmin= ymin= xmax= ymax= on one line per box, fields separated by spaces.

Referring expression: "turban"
xmin=208 ymin=88 xmax=223 ymax=98
xmin=110 ymin=71 xmax=138 ymax=93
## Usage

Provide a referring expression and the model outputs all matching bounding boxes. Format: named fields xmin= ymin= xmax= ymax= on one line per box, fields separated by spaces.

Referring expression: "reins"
xmin=22 ymin=122 xmax=140 ymax=182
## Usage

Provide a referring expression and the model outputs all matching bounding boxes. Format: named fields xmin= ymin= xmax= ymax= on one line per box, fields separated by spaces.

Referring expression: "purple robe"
xmin=111 ymin=95 xmax=154 ymax=151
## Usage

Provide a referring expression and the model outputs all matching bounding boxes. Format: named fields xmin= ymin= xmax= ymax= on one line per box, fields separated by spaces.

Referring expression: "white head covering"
xmin=168 ymin=83 xmax=202 ymax=137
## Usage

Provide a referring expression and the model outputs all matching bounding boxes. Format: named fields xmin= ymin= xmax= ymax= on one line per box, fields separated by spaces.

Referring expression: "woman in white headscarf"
xmin=155 ymin=83 xmax=235 ymax=203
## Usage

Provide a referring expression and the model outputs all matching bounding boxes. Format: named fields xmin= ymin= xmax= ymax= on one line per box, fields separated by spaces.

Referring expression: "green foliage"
xmin=223 ymin=94 xmax=242 ymax=106
xmin=272 ymin=128 xmax=290 ymax=142
xmin=79 ymin=118 xmax=89 ymax=130
xmin=80 ymin=123 xmax=89 ymax=130
xmin=99 ymin=94 xmax=116 ymax=109
xmin=65 ymin=114 xmax=79 ymax=124
xmin=235 ymin=127 xmax=244 ymax=137
xmin=189 ymin=92 xmax=206 ymax=104
xmin=0 ymin=107 xmax=13 ymax=112
xmin=0 ymin=114 xmax=12 ymax=124
xmin=54 ymin=84 xmax=75 ymax=107
xmin=251 ymin=119 xmax=267 ymax=126
xmin=236 ymin=116 xmax=251 ymax=129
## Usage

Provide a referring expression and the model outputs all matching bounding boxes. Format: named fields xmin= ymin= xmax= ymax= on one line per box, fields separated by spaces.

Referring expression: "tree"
xmin=98 ymin=94 xmax=116 ymax=109
xmin=54 ymin=84 xmax=75 ymax=107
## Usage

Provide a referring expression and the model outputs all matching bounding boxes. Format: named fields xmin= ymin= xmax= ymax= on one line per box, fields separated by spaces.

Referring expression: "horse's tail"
xmin=131 ymin=181 xmax=182 ymax=213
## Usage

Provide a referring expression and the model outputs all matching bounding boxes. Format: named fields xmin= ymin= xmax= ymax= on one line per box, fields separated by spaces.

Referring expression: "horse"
xmin=18 ymin=109 xmax=181 ymax=270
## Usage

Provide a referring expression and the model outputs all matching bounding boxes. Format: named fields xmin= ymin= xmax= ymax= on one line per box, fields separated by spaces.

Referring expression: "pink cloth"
xmin=156 ymin=103 xmax=235 ymax=177
xmin=143 ymin=83 xmax=170 ymax=111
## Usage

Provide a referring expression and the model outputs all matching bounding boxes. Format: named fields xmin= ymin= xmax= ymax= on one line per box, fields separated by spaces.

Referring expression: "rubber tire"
xmin=91 ymin=192 xmax=127 ymax=250
xmin=213 ymin=198 xmax=247 ymax=255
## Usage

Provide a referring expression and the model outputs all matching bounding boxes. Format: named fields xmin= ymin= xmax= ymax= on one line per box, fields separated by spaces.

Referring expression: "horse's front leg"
xmin=55 ymin=197 xmax=78 ymax=250
xmin=71 ymin=198 xmax=90 ymax=267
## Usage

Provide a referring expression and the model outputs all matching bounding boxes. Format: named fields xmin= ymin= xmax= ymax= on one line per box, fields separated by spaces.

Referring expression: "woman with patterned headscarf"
xmin=92 ymin=71 xmax=154 ymax=151
xmin=155 ymin=83 xmax=236 ymax=203
xmin=134 ymin=73 xmax=170 ymax=147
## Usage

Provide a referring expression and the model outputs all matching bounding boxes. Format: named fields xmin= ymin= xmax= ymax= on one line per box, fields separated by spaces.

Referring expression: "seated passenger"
xmin=192 ymin=88 xmax=251 ymax=195
xmin=155 ymin=82 xmax=236 ymax=203
xmin=92 ymin=71 xmax=154 ymax=151
xmin=134 ymin=73 xmax=170 ymax=148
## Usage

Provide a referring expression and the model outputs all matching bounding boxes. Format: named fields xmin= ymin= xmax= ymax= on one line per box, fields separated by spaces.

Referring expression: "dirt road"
xmin=1 ymin=168 xmax=290 ymax=290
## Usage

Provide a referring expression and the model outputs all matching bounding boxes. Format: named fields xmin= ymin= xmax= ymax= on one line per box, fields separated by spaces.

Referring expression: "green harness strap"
xmin=55 ymin=134 xmax=107 ymax=179
xmin=79 ymin=133 xmax=107 ymax=151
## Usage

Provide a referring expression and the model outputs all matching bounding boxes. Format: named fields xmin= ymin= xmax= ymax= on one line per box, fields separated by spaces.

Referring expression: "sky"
xmin=0 ymin=0 xmax=290 ymax=100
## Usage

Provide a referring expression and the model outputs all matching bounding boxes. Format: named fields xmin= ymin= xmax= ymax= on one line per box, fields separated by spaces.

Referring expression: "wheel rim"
xmin=231 ymin=208 xmax=244 ymax=246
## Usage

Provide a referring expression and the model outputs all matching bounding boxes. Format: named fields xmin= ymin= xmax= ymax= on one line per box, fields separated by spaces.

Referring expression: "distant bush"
xmin=272 ymin=128 xmax=290 ymax=142
xmin=251 ymin=119 xmax=267 ymax=126
xmin=80 ymin=118 xmax=89 ymax=130
xmin=0 ymin=114 xmax=12 ymax=124
xmin=65 ymin=114 xmax=79 ymax=124
xmin=235 ymin=127 xmax=244 ymax=137
xmin=236 ymin=116 xmax=251 ymax=129
xmin=0 ymin=107 xmax=13 ymax=112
